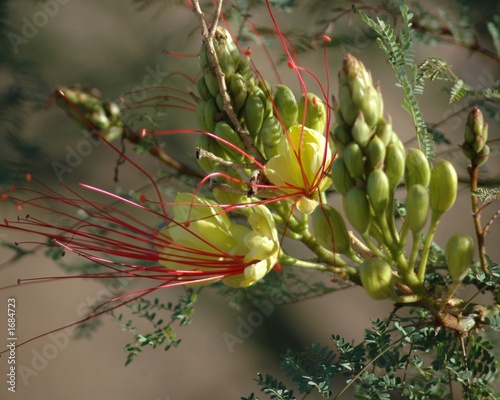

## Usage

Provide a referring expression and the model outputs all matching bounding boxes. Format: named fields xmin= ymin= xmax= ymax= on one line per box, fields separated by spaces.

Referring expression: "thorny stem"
xmin=190 ymin=0 xmax=266 ymax=165
xmin=469 ymin=163 xmax=488 ymax=272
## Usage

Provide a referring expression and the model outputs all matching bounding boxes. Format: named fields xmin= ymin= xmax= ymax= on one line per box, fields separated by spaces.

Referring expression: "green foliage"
xmin=116 ymin=288 xmax=197 ymax=366
xmin=247 ymin=316 xmax=500 ymax=399
xmin=354 ymin=3 xmax=436 ymax=162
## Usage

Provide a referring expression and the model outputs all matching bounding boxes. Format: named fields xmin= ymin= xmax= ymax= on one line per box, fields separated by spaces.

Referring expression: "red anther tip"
xmin=3 ymin=218 xmax=8 ymax=226
xmin=141 ymin=128 xmax=147 ymax=138
xmin=331 ymin=278 xmax=338 ymax=283
xmin=287 ymin=60 xmax=295 ymax=69
xmin=244 ymin=48 xmax=253 ymax=56
xmin=10 ymin=184 xmax=15 ymax=192
xmin=184 ymin=221 xmax=190 ymax=228
xmin=273 ymin=263 xmax=282 ymax=273
xmin=0 ymin=193 xmax=8 ymax=200
xmin=26 ymin=172 xmax=32 ymax=183
xmin=140 ymin=194 xmax=147 ymax=203
xmin=312 ymin=96 xmax=318 ymax=106
xmin=15 ymin=203 xmax=22 ymax=211
xmin=322 ymin=35 xmax=332 ymax=42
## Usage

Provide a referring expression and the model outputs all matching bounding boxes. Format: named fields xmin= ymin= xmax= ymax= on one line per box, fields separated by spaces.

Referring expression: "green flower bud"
xmin=464 ymin=107 xmax=488 ymax=150
xmin=429 ymin=160 xmax=458 ymax=215
xmin=405 ymin=184 xmax=429 ymax=234
xmin=338 ymin=83 xmax=358 ymax=125
xmin=352 ymin=112 xmax=373 ymax=148
xmin=311 ymin=205 xmax=352 ymax=256
xmin=361 ymin=86 xmax=383 ymax=127
xmin=203 ymin=98 xmax=218 ymax=133
xmin=259 ymin=116 xmax=284 ymax=159
xmin=475 ymin=144 xmax=490 ymax=166
xmin=211 ymin=27 xmax=241 ymax=80
xmin=343 ymin=186 xmax=370 ymax=234
xmin=331 ymin=157 xmax=355 ymax=196
xmin=274 ymin=84 xmax=298 ymax=129
xmin=196 ymin=100 xmax=210 ymax=132
xmin=333 ymin=123 xmax=353 ymax=146
xmin=197 ymin=76 xmax=212 ymax=101
xmin=445 ymin=233 xmax=474 ymax=282
xmin=344 ymin=142 xmax=365 ymax=179
xmin=229 ymin=73 xmax=248 ymax=113
xmin=244 ymin=87 xmax=265 ymax=137
xmin=360 ymin=259 xmax=395 ymax=300
xmin=298 ymin=92 xmax=327 ymax=133
xmin=366 ymin=135 xmax=386 ymax=170
xmin=375 ymin=117 xmax=393 ymax=147
xmin=367 ymin=169 xmax=390 ymax=214
xmin=338 ymin=54 xmax=383 ymax=127
xmin=384 ymin=142 xmax=405 ymax=191
xmin=215 ymin=121 xmax=245 ymax=161
xmin=257 ymin=79 xmax=274 ymax=117
xmin=405 ymin=148 xmax=431 ymax=188
xmin=203 ymin=70 xmax=220 ymax=98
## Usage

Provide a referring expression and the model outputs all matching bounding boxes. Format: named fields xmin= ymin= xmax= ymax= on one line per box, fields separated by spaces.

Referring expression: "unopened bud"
xmin=405 ymin=184 xmax=429 ymax=234
xmin=429 ymin=160 xmax=457 ymax=216
xmin=405 ymin=148 xmax=431 ymax=188
xmin=367 ymin=169 xmax=390 ymax=214
xmin=360 ymin=259 xmax=395 ymax=300
xmin=343 ymin=186 xmax=370 ymax=234
xmin=311 ymin=205 xmax=352 ymax=256
xmin=298 ymin=92 xmax=327 ymax=133
xmin=331 ymin=157 xmax=355 ymax=196
xmin=445 ymin=233 xmax=474 ymax=282
xmin=274 ymin=85 xmax=298 ymax=129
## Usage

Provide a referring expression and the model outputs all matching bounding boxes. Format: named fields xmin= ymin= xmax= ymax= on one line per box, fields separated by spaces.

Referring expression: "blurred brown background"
xmin=0 ymin=1 xmax=499 ymax=399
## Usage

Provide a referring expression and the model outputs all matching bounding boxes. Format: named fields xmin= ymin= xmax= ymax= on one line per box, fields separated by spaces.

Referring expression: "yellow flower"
xmin=158 ymin=193 xmax=280 ymax=287
xmin=264 ymin=124 xmax=333 ymax=214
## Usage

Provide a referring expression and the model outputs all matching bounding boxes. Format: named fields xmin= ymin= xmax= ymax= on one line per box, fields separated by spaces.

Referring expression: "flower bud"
xmin=404 ymin=148 xmax=431 ymax=188
xmin=366 ymin=135 xmax=386 ymax=170
xmin=214 ymin=121 xmax=245 ymax=162
xmin=344 ymin=142 xmax=365 ymax=179
xmin=331 ymin=157 xmax=355 ymax=196
xmin=274 ymin=84 xmax=298 ymax=129
xmin=360 ymin=259 xmax=395 ymax=300
xmin=244 ymin=86 xmax=266 ymax=137
xmin=445 ymin=233 xmax=474 ymax=282
xmin=367 ymin=169 xmax=390 ymax=214
xmin=259 ymin=116 xmax=284 ymax=159
xmin=197 ymin=76 xmax=213 ymax=101
xmin=405 ymin=184 xmax=429 ymax=234
xmin=311 ymin=205 xmax=352 ymax=256
xmin=343 ymin=186 xmax=370 ymax=234
xmin=203 ymin=98 xmax=218 ymax=133
xmin=351 ymin=112 xmax=373 ymax=148
xmin=298 ymin=92 xmax=327 ymax=133
xmin=384 ymin=142 xmax=405 ymax=191
xmin=375 ymin=117 xmax=393 ymax=146
xmin=464 ymin=107 xmax=488 ymax=152
xmin=429 ymin=160 xmax=457 ymax=215
xmin=229 ymin=73 xmax=248 ymax=113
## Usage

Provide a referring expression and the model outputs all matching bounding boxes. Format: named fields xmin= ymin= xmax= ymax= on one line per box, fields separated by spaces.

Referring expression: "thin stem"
xmin=469 ymin=164 xmax=488 ymax=271
xmin=417 ymin=211 xmax=440 ymax=282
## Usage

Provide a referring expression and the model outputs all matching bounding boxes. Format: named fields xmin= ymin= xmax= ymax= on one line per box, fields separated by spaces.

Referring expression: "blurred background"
xmin=0 ymin=1 xmax=499 ymax=399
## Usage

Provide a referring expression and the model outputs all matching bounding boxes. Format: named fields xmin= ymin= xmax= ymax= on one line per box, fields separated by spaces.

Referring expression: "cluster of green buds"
xmin=325 ymin=54 xmax=465 ymax=300
xmin=50 ymin=85 xmax=124 ymax=142
xmin=195 ymin=26 xmax=327 ymax=168
xmin=461 ymin=106 xmax=490 ymax=167
xmin=331 ymin=54 xmax=405 ymax=238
